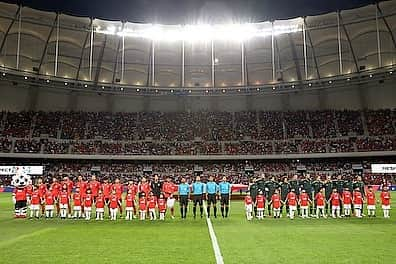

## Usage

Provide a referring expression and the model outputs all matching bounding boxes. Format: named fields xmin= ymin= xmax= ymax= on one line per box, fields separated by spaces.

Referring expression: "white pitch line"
xmin=203 ymin=201 xmax=224 ymax=264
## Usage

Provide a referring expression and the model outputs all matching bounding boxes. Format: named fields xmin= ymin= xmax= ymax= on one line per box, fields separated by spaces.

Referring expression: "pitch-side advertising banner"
xmin=371 ymin=164 xmax=396 ymax=173
xmin=0 ymin=166 xmax=44 ymax=175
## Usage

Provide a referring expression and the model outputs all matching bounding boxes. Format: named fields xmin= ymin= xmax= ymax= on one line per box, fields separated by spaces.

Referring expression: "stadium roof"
xmin=0 ymin=1 xmax=395 ymax=93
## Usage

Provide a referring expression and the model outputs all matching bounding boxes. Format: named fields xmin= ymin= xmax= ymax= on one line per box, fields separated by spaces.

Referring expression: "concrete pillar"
xmin=25 ymin=85 xmax=39 ymax=111
xmin=67 ymin=91 xmax=78 ymax=111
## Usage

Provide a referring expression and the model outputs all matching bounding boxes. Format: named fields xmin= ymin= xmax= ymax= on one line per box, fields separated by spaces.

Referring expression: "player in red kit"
xmin=37 ymin=178 xmax=47 ymax=217
xmin=353 ymin=188 xmax=364 ymax=218
xmin=158 ymin=193 xmax=167 ymax=220
xmin=51 ymin=178 xmax=62 ymax=216
xmin=139 ymin=192 xmax=147 ymax=220
xmin=269 ymin=189 xmax=281 ymax=218
xmin=95 ymin=190 xmax=105 ymax=220
xmin=84 ymin=189 xmax=93 ymax=220
xmin=28 ymin=186 xmax=40 ymax=219
xmin=45 ymin=188 xmax=55 ymax=218
xmin=328 ymin=189 xmax=341 ymax=218
xmin=299 ymin=190 xmax=311 ymax=218
xmin=101 ymin=178 xmax=112 ymax=212
xmin=286 ymin=189 xmax=297 ymax=220
xmin=138 ymin=177 xmax=151 ymax=197
xmin=72 ymin=188 xmax=82 ymax=219
xmin=125 ymin=189 xmax=135 ymax=221
xmin=380 ymin=186 xmax=391 ymax=218
xmin=315 ymin=188 xmax=326 ymax=218
xmin=112 ymin=179 xmax=124 ymax=216
xmin=147 ymin=191 xmax=157 ymax=221
xmin=62 ymin=176 xmax=74 ymax=217
xmin=366 ymin=186 xmax=377 ymax=217
xmin=127 ymin=180 xmax=138 ymax=217
xmin=59 ymin=186 xmax=69 ymax=219
xmin=109 ymin=189 xmax=120 ymax=221
xmin=244 ymin=191 xmax=253 ymax=221
xmin=89 ymin=175 xmax=101 ymax=202
xmin=255 ymin=191 xmax=265 ymax=220
xmin=342 ymin=187 xmax=352 ymax=217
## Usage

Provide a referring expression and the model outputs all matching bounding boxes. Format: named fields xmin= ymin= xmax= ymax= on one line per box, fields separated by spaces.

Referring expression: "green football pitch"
xmin=0 ymin=192 xmax=395 ymax=264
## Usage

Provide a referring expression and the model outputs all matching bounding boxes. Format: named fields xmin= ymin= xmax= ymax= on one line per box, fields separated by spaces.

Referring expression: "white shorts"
xmin=257 ymin=207 xmax=264 ymax=211
xmin=126 ymin=207 xmax=133 ymax=211
xmin=344 ymin=204 xmax=351 ymax=210
xmin=30 ymin=204 xmax=39 ymax=210
xmin=317 ymin=205 xmax=324 ymax=209
xmin=382 ymin=205 xmax=391 ymax=210
xmin=289 ymin=206 xmax=297 ymax=211
xmin=84 ymin=207 xmax=92 ymax=212
xmin=60 ymin=204 xmax=68 ymax=209
xmin=332 ymin=205 xmax=340 ymax=210
xmin=167 ymin=199 xmax=175 ymax=208
xmin=301 ymin=206 xmax=308 ymax=210
xmin=149 ymin=208 xmax=156 ymax=212
xmin=73 ymin=206 xmax=81 ymax=211
xmin=367 ymin=205 xmax=376 ymax=210
xmin=96 ymin=208 xmax=104 ymax=213
xmin=45 ymin=205 xmax=54 ymax=210
xmin=245 ymin=204 xmax=253 ymax=212
xmin=273 ymin=207 xmax=280 ymax=211
xmin=354 ymin=204 xmax=362 ymax=209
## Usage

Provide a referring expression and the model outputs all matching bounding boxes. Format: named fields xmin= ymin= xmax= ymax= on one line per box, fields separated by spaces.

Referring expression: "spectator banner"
xmin=0 ymin=166 xmax=44 ymax=175
xmin=371 ymin=164 xmax=396 ymax=173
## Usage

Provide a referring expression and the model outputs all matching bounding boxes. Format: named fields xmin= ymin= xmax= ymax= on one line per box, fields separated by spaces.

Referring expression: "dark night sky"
xmin=5 ymin=0 xmax=377 ymax=24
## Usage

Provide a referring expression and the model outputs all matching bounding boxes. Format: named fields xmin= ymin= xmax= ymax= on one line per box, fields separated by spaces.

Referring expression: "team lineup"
xmin=12 ymin=173 xmax=391 ymax=221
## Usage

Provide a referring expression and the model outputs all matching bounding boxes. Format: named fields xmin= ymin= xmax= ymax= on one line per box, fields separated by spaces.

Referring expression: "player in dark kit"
xmin=150 ymin=174 xmax=163 ymax=198
xmin=280 ymin=177 xmax=290 ymax=216
xmin=265 ymin=176 xmax=279 ymax=216
xmin=353 ymin=175 xmax=366 ymax=215
xmin=333 ymin=175 xmax=345 ymax=213
xmin=312 ymin=175 xmax=323 ymax=215
xmin=300 ymin=174 xmax=313 ymax=216
xmin=289 ymin=175 xmax=300 ymax=215
xmin=249 ymin=178 xmax=259 ymax=217
xmin=323 ymin=176 xmax=333 ymax=215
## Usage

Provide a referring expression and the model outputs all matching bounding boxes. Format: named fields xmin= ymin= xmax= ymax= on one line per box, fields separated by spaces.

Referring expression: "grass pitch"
xmin=0 ymin=193 xmax=395 ymax=264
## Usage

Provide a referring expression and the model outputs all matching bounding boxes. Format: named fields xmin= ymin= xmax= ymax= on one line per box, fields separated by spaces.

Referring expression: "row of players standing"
xmin=248 ymin=174 xmax=371 ymax=217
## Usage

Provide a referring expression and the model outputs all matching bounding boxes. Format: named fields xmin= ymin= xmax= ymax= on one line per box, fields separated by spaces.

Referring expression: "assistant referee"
xmin=178 ymin=178 xmax=190 ymax=219
xmin=219 ymin=176 xmax=231 ymax=218
xmin=206 ymin=176 xmax=219 ymax=218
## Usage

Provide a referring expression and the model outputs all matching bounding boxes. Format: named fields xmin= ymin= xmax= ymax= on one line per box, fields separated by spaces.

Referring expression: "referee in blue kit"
xmin=219 ymin=176 xmax=232 ymax=218
xmin=192 ymin=176 xmax=205 ymax=218
xmin=206 ymin=176 xmax=219 ymax=218
xmin=178 ymin=177 xmax=190 ymax=219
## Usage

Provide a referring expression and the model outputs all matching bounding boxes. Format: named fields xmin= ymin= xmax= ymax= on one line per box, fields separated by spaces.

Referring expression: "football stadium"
xmin=0 ymin=0 xmax=395 ymax=263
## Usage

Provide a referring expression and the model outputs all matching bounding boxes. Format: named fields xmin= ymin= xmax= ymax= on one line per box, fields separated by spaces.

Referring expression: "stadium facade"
xmin=0 ymin=1 xmax=395 ymax=113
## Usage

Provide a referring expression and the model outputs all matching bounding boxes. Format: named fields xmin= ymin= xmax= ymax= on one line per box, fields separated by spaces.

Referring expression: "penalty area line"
xmin=203 ymin=201 xmax=224 ymax=264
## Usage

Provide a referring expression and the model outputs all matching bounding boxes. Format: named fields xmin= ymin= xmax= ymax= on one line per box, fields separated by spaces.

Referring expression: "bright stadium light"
xmin=96 ymin=18 xmax=303 ymax=42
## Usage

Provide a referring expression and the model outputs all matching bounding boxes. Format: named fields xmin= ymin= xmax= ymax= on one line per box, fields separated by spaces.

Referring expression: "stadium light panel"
xmin=97 ymin=19 xmax=303 ymax=41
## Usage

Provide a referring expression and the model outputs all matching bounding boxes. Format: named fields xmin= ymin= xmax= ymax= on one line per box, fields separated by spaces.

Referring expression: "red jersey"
xmin=45 ymin=192 xmax=54 ymax=205
xmin=271 ymin=194 xmax=281 ymax=209
xmin=139 ymin=183 xmax=151 ymax=196
xmin=380 ymin=191 xmax=391 ymax=206
xmin=75 ymin=181 xmax=87 ymax=195
xmin=89 ymin=180 xmax=101 ymax=196
xmin=367 ymin=192 xmax=376 ymax=206
xmin=139 ymin=197 xmax=147 ymax=211
xmin=158 ymin=198 xmax=166 ymax=212
xmin=59 ymin=191 xmax=69 ymax=204
xmin=38 ymin=183 xmax=47 ymax=198
xmin=353 ymin=191 xmax=363 ymax=204
xmin=96 ymin=195 xmax=105 ymax=209
xmin=244 ymin=196 xmax=253 ymax=205
xmin=109 ymin=194 xmax=119 ymax=209
xmin=62 ymin=180 xmax=74 ymax=195
xmin=84 ymin=194 xmax=93 ymax=207
xmin=342 ymin=191 xmax=352 ymax=205
xmin=256 ymin=195 xmax=265 ymax=209
xmin=14 ymin=188 xmax=27 ymax=201
xmin=112 ymin=183 xmax=123 ymax=199
xmin=51 ymin=188 xmax=59 ymax=200
xmin=30 ymin=190 xmax=40 ymax=205
xmin=73 ymin=193 xmax=82 ymax=206
xmin=299 ymin=193 xmax=310 ymax=206
xmin=330 ymin=193 xmax=340 ymax=206
xmin=26 ymin=184 xmax=33 ymax=196
xmin=147 ymin=196 xmax=157 ymax=209
xmin=287 ymin=192 xmax=297 ymax=206
xmin=51 ymin=182 xmax=62 ymax=197
xmin=125 ymin=193 xmax=135 ymax=207
xmin=102 ymin=183 xmax=112 ymax=198
xmin=315 ymin=192 xmax=325 ymax=206
xmin=162 ymin=182 xmax=176 ymax=198
xmin=127 ymin=184 xmax=138 ymax=198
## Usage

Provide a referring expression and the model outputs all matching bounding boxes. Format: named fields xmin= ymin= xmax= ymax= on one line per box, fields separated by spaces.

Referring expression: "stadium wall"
xmin=0 ymin=80 xmax=395 ymax=112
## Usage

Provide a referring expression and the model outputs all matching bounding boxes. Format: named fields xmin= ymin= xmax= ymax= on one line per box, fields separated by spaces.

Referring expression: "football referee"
xmin=206 ymin=176 xmax=219 ymax=218
xmin=178 ymin=178 xmax=190 ymax=219
xmin=219 ymin=176 xmax=231 ymax=218
xmin=192 ymin=176 xmax=205 ymax=218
